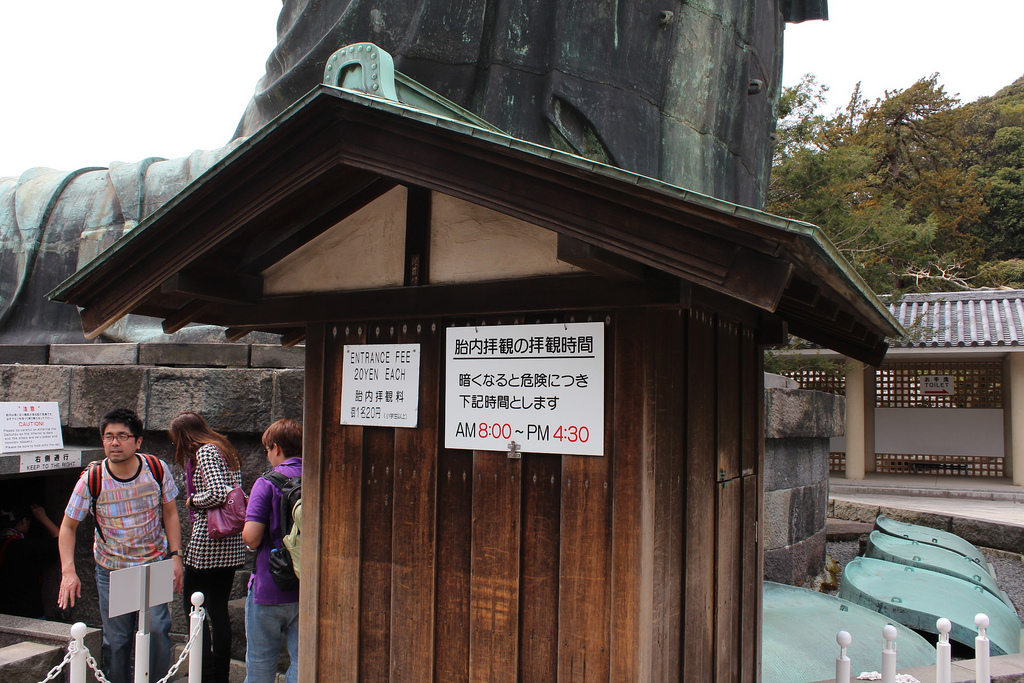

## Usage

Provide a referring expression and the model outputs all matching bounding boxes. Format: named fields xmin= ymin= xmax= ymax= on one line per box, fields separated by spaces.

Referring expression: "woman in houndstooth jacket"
xmin=170 ymin=412 xmax=246 ymax=683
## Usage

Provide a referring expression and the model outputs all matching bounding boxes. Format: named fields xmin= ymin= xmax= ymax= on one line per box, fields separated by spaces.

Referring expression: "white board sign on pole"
xmin=340 ymin=343 xmax=421 ymax=428
xmin=109 ymin=559 xmax=175 ymax=618
xmin=444 ymin=322 xmax=605 ymax=456
xmin=0 ymin=402 xmax=64 ymax=453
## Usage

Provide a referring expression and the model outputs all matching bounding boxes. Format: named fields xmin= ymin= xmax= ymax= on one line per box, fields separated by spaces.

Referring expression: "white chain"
xmin=38 ymin=606 xmax=205 ymax=683
xmin=34 ymin=641 xmax=77 ymax=683
xmin=84 ymin=649 xmax=114 ymax=683
xmin=154 ymin=606 xmax=206 ymax=683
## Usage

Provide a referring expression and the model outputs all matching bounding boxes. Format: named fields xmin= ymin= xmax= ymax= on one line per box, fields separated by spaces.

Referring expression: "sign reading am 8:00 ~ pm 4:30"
xmin=444 ymin=322 xmax=605 ymax=456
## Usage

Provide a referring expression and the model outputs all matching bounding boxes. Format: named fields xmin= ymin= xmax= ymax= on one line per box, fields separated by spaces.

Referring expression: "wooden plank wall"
xmin=303 ymin=305 xmax=763 ymax=682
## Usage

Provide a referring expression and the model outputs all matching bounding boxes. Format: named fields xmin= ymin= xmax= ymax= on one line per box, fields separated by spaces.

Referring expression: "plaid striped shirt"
xmin=65 ymin=455 xmax=178 ymax=570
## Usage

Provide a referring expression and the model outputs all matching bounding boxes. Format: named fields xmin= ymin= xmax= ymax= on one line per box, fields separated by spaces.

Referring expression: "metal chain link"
xmin=155 ymin=606 xmax=205 ymax=683
xmin=84 ymin=650 xmax=114 ymax=683
xmin=34 ymin=641 xmax=77 ymax=683
xmin=38 ymin=606 xmax=206 ymax=683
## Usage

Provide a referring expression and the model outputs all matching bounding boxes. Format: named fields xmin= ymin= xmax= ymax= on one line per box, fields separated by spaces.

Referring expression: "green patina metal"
xmin=51 ymin=70 xmax=901 ymax=351
xmin=323 ymin=43 xmax=398 ymax=101
xmin=875 ymin=515 xmax=988 ymax=569
xmin=839 ymin=557 xmax=1023 ymax=656
xmin=865 ymin=530 xmax=1013 ymax=609
xmin=763 ymin=581 xmax=935 ymax=683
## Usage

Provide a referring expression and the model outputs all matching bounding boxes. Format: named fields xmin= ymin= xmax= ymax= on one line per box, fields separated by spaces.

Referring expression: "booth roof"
xmin=49 ymin=81 xmax=899 ymax=365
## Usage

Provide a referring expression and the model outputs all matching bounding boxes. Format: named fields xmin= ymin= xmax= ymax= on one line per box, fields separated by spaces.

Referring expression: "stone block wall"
xmin=763 ymin=376 xmax=845 ymax=585
xmin=2 ymin=352 xmax=843 ymax=626
xmin=0 ymin=342 xmax=305 ymax=632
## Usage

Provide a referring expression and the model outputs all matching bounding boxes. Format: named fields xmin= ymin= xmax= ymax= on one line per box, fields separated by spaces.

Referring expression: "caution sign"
xmin=444 ymin=322 xmax=604 ymax=456
xmin=0 ymin=402 xmax=63 ymax=453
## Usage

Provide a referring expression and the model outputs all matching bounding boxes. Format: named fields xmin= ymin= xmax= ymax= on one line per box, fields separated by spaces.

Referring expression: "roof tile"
xmin=888 ymin=290 xmax=1024 ymax=347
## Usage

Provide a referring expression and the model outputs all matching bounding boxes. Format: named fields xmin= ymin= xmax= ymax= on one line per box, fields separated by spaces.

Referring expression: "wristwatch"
xmin=168 ymin=550 xmax=180 ymax=558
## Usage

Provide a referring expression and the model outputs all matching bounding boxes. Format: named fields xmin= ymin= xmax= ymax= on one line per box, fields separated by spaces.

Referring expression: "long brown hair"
xmin=168 ymin=412 xmax=241 ymax=471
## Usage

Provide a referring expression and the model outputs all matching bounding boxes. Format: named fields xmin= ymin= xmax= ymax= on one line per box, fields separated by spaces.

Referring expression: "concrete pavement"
xmin=828 ymin=473 xmax=1024 ymax=554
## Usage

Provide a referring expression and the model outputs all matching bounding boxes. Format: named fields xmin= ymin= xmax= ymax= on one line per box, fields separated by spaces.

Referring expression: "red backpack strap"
xmin=140 ymin=454 xmax=165 ymax=500
xmin=87 ymin=460 xmax=102 ymax=498
xmin=86 ymin=461 xmax=106 ymax=542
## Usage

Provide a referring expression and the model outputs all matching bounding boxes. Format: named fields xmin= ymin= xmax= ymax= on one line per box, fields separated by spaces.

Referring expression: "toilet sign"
xmin=919 ymin=375 xmax=954 ymax=396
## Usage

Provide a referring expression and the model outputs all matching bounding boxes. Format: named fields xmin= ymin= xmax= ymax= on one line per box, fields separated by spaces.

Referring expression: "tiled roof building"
xmin=782 ymin=289 xmax=1024 ymax=486
xmin=887 ymin=290 xmax=1024 ymax=348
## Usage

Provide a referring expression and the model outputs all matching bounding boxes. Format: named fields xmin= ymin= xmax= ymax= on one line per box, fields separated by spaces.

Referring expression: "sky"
xmin=782 ymin=1 xmax=1024 ymax=111
xmin=1 ymin=1 xmax=1023 ymax=179
xmin=0 ymin=1 xmax=281 ymax=178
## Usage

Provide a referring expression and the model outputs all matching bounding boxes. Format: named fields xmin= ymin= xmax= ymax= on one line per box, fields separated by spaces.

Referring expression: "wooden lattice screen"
xmin=781 ymin=368 xmax=845 ymax=395
xmin=784 ymin=361 xmax=1004 ymax=407
xmin=830 ymin=452 xmax=1004 ymax=477
xmin=808 ymin=361 xmax=1008 ymax=478
xmin=876 ymin=361 xmax=1003 ymax=409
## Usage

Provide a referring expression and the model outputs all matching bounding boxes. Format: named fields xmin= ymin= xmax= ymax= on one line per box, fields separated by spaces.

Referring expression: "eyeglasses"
xmin=102 ymin=433 xmax=136 ymax=443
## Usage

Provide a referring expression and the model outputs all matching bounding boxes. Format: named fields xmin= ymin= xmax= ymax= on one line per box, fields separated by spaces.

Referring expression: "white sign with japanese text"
xmin=341 ymin=344 xmax=421 ymax=428
xmin=919 ymin=375 xmax=954 ymax=396
xmin=444 ymin=322 xmax=604 ymax=456
xmin=19 ymin=449 xmax=82 ymax=473
xmin=0 ymin=402 xmax=64 ymax=453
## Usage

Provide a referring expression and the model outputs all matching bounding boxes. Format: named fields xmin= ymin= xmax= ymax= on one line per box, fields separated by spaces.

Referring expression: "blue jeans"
xmin=95 ymin=566 xmax=171 ymax=683
xmin=244 ymin=589 xmax=298 ymax=683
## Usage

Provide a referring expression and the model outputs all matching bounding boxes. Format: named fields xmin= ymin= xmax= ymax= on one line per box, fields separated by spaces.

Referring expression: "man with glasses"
xmin=57 ymin=408 xmax=182 ymax=683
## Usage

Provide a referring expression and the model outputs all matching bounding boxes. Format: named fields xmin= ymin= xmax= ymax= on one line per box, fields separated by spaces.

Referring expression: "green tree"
xmin=770 ymin=75 xmax=988 ymax=295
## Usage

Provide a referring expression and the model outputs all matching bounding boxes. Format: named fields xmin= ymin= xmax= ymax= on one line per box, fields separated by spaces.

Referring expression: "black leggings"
xmin=182 ymin=565 xmax=239 ymax=683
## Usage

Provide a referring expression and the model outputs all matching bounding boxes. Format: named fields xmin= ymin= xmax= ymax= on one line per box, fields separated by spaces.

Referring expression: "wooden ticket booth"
xmin=51 ymin=71 xmax=898 ymax=682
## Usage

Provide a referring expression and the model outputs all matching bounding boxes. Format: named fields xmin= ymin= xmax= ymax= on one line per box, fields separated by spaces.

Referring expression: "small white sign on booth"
xmin=340 ymin=343 xmax=421 ymax=428
xmin=444 ymin=322 xmax=605 ymax=456
xmin=919 ymin=375 xmax=954 ymax=396
xmin=0 ymin=402 xmax=63 ymax=453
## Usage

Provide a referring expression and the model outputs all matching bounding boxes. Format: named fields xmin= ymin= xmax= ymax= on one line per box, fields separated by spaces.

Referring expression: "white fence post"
xmin=935 ymin=617 xmax=952 ymax=683
xmin=69 ymin=622 xmax=88 ymax=683
xmin=975 ymin=613 xmax=990 ymax=683
xmin=188 ymin=592 xmax=206 ymax=683
xmin=881 ymin=624 xmax=898 ymax=683
xmin=135 ymin=629 xmax=151 ymax=683
xmin=835 ymin=631 xmax=852 ymax=683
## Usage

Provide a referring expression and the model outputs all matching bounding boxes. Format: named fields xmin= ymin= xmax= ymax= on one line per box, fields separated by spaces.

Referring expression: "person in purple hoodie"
xmin=241 ymin=419 xmax=302 ymax=683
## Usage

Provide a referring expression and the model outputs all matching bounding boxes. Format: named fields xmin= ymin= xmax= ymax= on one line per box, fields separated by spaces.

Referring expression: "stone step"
xmin=167 ymin=652 xmax=286 ymax=683
xmin=0 ymin=641 xmax=66 ymax=683
xmin=168 ymin=597 xmax=289 ymax=681
xmin=0 ymin=615 xmax=103 ymax=683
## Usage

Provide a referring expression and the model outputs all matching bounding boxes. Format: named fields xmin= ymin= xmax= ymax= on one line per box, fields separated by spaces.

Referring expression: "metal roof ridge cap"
xmin=467 ymin=126 xmax=513 ymax=147
xmin=781 ymin=223 xmax=902 ymax=334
